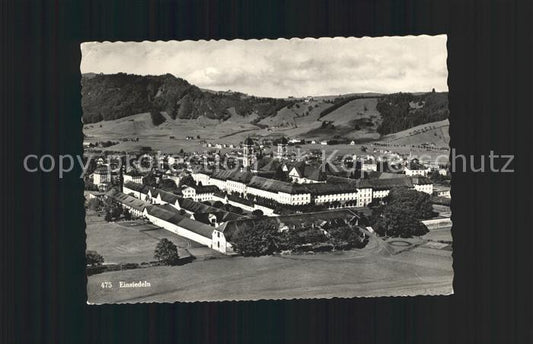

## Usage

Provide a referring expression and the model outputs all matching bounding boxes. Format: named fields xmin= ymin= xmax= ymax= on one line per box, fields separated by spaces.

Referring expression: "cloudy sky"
xmin=81 ymin=35 xmax=447 ymax=98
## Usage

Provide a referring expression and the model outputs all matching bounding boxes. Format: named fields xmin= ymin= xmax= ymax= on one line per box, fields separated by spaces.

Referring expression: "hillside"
xmin=82 ymin=73 xmax=449 ymax=149
xmin=376 ymin=92 xmax=449 ymax=135
xmin=381 ymin=119 xmax=449 ymax=147
xmin=81 ymin=73 xmax=293 ymax=123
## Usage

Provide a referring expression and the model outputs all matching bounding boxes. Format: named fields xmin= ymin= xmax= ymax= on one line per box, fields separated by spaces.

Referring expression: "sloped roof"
xmin=212 ymin=211 xmax=242 ymax=223
xmin=303 ymin=183 xmax=358 ymax=195
xmin=193 ymin=212 xmax=212 ymax=225
xmin=176 ymin=217 xmax=215 ymax=238
xmin=146 ymin=204 xmax=187 ymax=224
xmin=105 ymin=188 xmax=119 ymax=197
xmin=408 ymin=160 xmax=428 ymax=170
xmin=433 ymin=185 xmax=450 ymax=192
xmin=377 ymin=172 xmax=407 ymax=179
xmin=178 ymin=198 xmax=216 ymax=213
xmin=193 ymin=169 xmax=213 ymax=176
xmin=356 ymin=177 xmax=414 ymax=190
xmin=123 ymin=181 xmax=156 ymax=195
xmin=147 ymin=205 xmax=214 ymax=239
xmin=156 ymin=190 xmax=180 ymax=204
xmin=213 ymin=191 xmax=226 ymax=198
xmin=227 ymin=194 xmax=254 ymax=206
xmin=326 ymin=175 xmax=359 ymax=186
xmin=258 ymin=158 xmax=282 ymax=172
xmin=410 ymin=176 xmax=432 ymax=185
xmin=105 ymin=188 xmax=150 ymax=211
xmin=124 ymin=181 xmax=144 ymax=191
xmin=288 ymin=161 xmax=306 ymax=176
xmin=291 ymin=162 xmax=329 ymax=181
xmin=211 ymin=170 xmax=254 ymax=183
xmin=176 ymin=198 xmax=244 ymax=222
xmin=190 ymin=185 xmax=220 ymax=194
xmin=302 ymin=165 xmax=327 ymax=181
xmin=248 ymin=176 xmax=306 ymax=194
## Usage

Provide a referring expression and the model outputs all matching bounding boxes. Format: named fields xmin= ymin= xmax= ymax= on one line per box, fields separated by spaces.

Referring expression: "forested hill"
xmin=81 ymin=73 xmax=293 ymax=123
xmin=376 ymin=92 xmax=449 ymax=135
xmin=82 ymin=73 xmax=449 ymax=138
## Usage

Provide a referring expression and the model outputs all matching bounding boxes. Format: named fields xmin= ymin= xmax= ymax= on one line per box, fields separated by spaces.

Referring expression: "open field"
xmin=87 ymin=231 xmax=453 ymax=303
xmin=84 ymin=116 xmax=449 ymax=166
xmin=83 ymin=113 xmax=262 ymax=152
xmin=381 ymin=119 xmax=449 ymax=147
xmin=83 ymin=105 xmax=449 ymax=165
xmin=321 ymin=98 xmax=379 ymax=124
xmin=86 ymin=213 xmax=222 ymax=264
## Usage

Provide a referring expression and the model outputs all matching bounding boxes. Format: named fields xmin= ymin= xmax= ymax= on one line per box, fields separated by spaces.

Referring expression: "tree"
xmin=251 ymin=209 xmax=264 ymax=218
xmin=87 ymin=198 xmax=102 ymax=211
xmin=159 ymin=178 xmax=178 ymax=191
xmin=104 ymin=211 xmax=112 ymax=222
xmin=231 ymin=222 xmax=282 ymax=256
xmin=179 ymin=174 xmax=196 ymax=187
xmin=373 ymin=206 xmax=428 ymax=237
xmin=142 ymin=174 xmax=158 ymax=187
xmin=154 ymin=239 xmax=180 ymax=265
xmin=111 ymin=206 xmax=122 ymax=219
xmin=274 ymin=167 xmax=289 ymax=182
xmin=84 ymin=180 xmax=99 ymax=191
xmin=212 ymin=201 xmax=224 ymax=209
xmin=285 ymin=227 xmax=328 ymax=248
xmin=86 ymin=250 xmax=104 ymax=266
xmin=231 ymin=207 xmax=243 ymax=215
xmin=384 ymin=187 xmax=434 ymax=220
xmin=123 ymin=209 xmax=132 ymax=220
xmin=370 ymin=187 xmax=432 ymax=237
xmin=328 ymin=224 xmax=368 ymax=249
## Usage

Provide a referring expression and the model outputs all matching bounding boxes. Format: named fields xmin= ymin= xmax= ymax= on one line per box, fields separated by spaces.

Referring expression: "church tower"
xmin=242 ymin=137 xmax=255 ymax=169
xmin=276 ymin=137 xmax=288 ymax=160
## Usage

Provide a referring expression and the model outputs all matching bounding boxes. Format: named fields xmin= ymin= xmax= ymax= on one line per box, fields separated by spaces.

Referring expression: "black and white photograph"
xmin=6 ymin=0 xmax=533 ymax=341
xmin=81 ymin=35 xmax=452 ymax=303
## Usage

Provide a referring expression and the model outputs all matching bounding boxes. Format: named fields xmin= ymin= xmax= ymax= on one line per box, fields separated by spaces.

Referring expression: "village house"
xmin=143 ymin=205 xmax=217 ymax=250
xmin=92 ymin=166 xmax=110 ymax=188
xmin=105 ymin=188 xmax=150 ymax=218
xmin=433 ymin=185 xmax=451 ymax=198
xmin=180 ymin=184 xmax=219 ymax=202
xmin=327 ymin=176 xmax=372 ymax=207
xmin=123 ymin=181 xmax=155 ymax=199
xmin=404 ymin=160 xmax=431 ymax=176
xmin=288 ymin=163 xmax=327 ymax=184
xmin=123 ymin=170 xmax=144 ymax=184
xmin=361 ymin=159 xmax=378 ymax=172
xmin=357 ymin=175 xmax=434 ymax=200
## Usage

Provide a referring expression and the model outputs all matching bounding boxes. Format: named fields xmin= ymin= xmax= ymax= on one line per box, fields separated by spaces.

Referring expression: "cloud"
xmin=81 ymin=35 xmax=448 ymax=98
